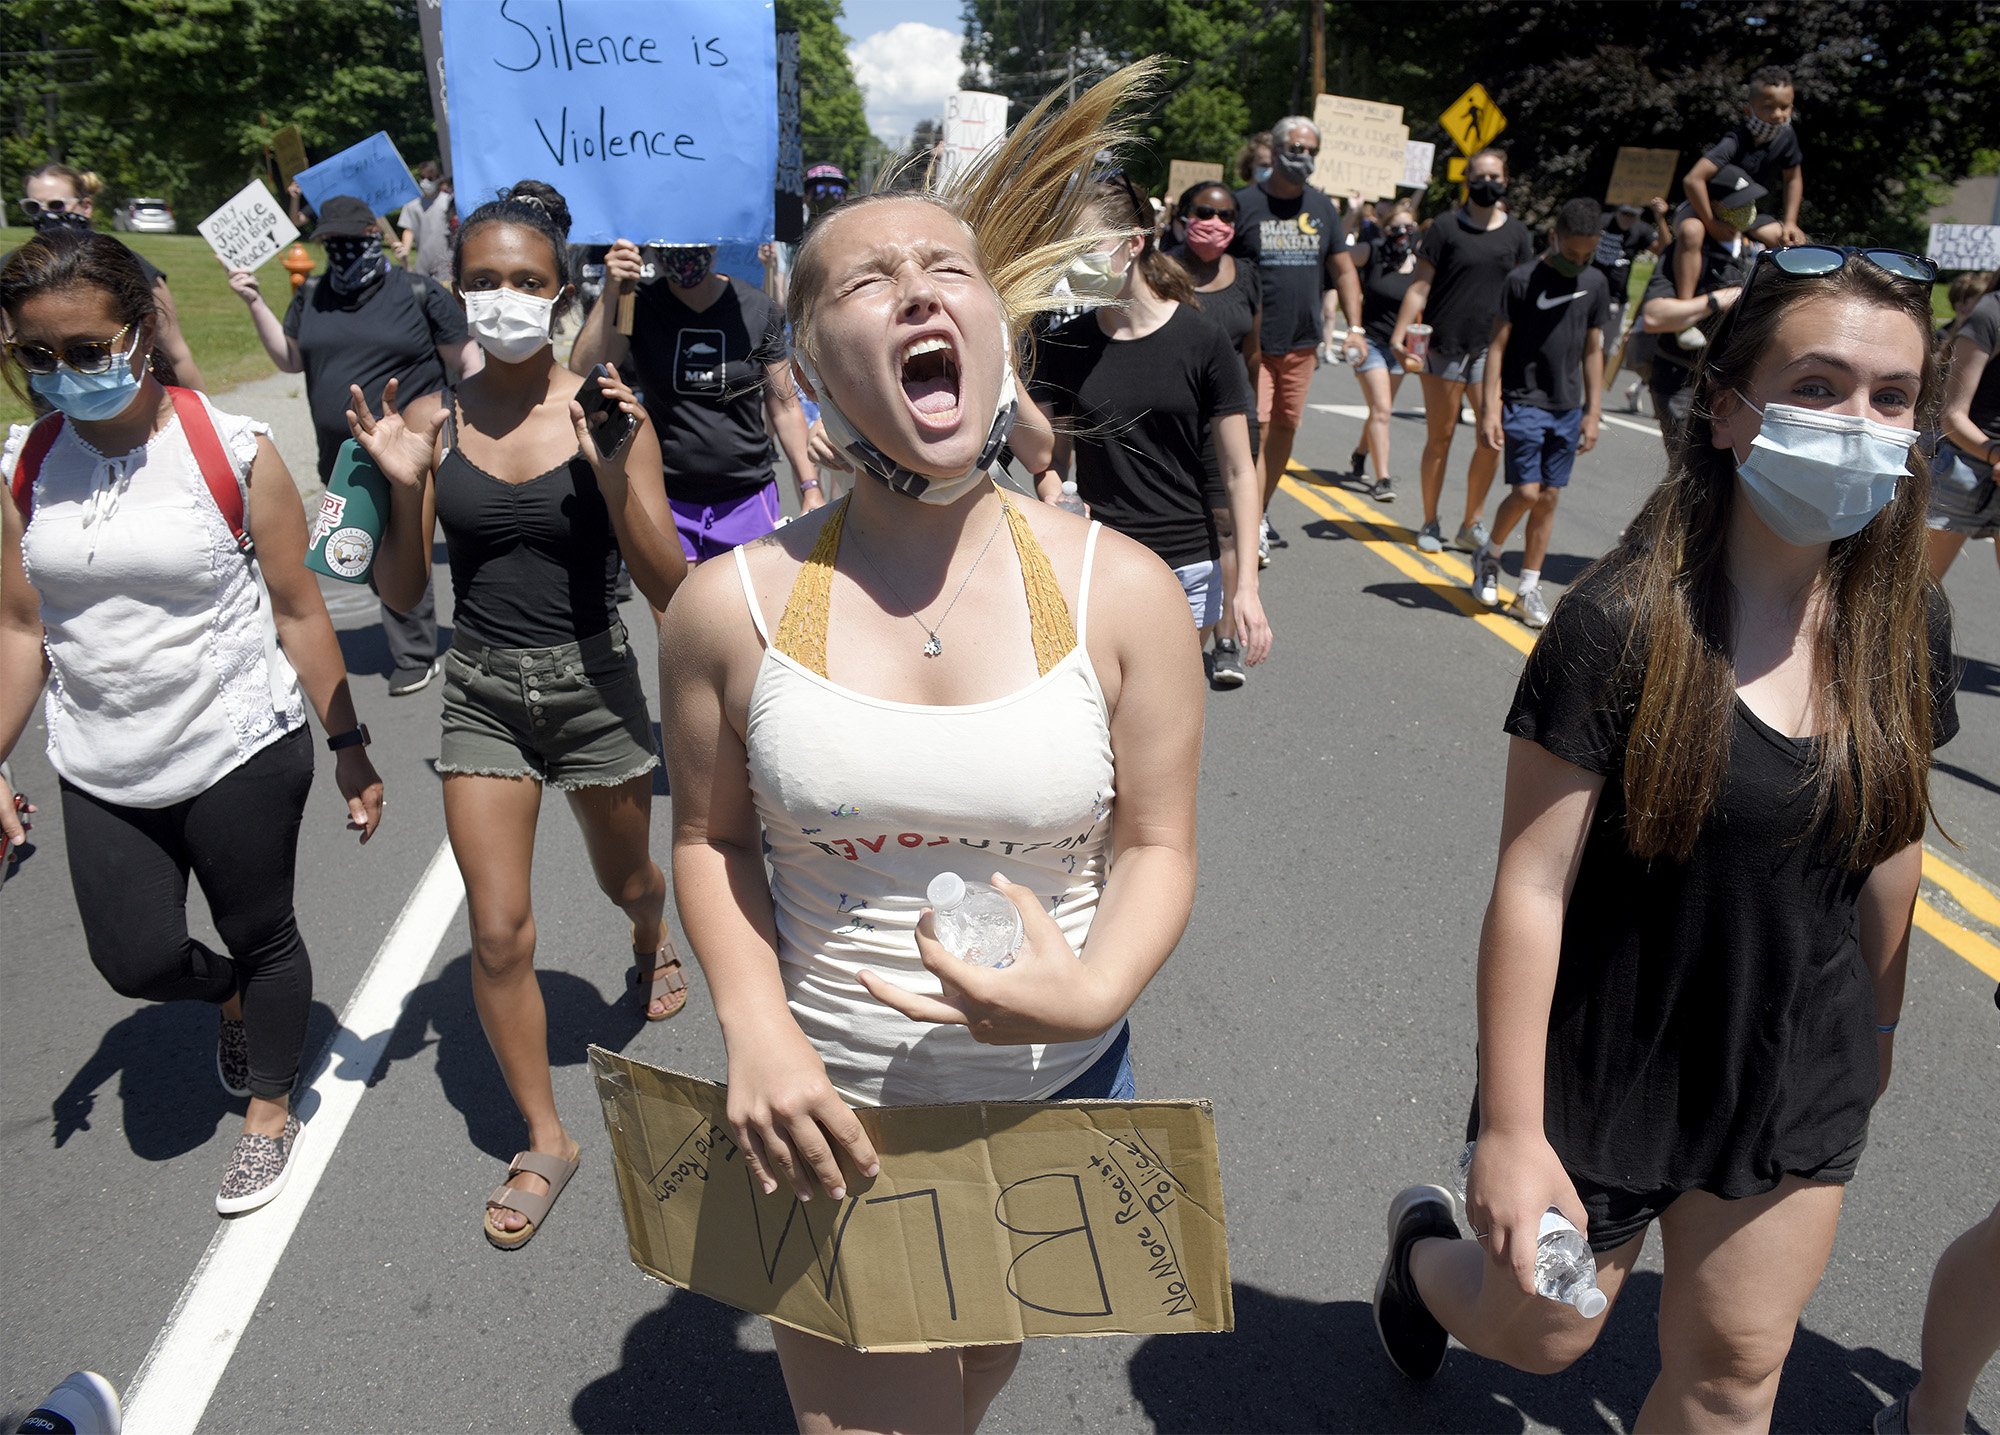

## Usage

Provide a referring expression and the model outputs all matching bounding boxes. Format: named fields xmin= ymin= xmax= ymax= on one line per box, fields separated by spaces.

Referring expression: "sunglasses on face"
xmin=1739 ymin=244 xmax=1938 ymax=307
xmin=1282 ymin=142 xmax=1319 ymax=157
xmin=1188 ymin=203 xmax=1237 ymax=222
xmin=6 ymin=322 xmax=136 ymax=376
xmin=17 ymin=197 xmax=79 ymax=219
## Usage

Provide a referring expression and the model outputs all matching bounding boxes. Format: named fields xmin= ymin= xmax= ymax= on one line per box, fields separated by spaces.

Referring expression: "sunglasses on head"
xmin=1740 ymin=244 xmax=1937 ymax=306
xmin=6 ymin=322 xmax=135 ymax=377
xmin=16 ymin=197 xmax=79 ymax=218
xmin=1188 ymin=203 xmax=1236 ymax=222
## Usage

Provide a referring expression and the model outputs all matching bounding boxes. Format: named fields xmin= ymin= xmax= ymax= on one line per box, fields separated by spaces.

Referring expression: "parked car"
xmin=114 ymin=198 xmax=176 ymax=234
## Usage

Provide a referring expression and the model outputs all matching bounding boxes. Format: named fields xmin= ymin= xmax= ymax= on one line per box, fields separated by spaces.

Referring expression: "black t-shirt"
xmin=1495 ymin=561 xmax=1958 ymax=1198
xmin=283 ymin=271 xmax=466 ymax=481
xmin=1704 ymin=122 xmax=1805 ymax=211
xmin=1182 ymin=256 xmax=1262 ymax=494
xmin=1031 ymin=305 xmax=1253 ymax=567
xmin=1357 ymin=241 xmax=1419 ymax=345
xmin=1952 ymin=292 xmax=2000 ymax=445
xmin=1591 ymin=214 xmax=1655 ymax=290
xmin=1642 ymin=213 xmax=1750 ymax=378
xmin=1231 ymin=182 xmax=1345 ymax=355
xmin=1416 ymin=209 xmax=1536 ymax=358
xmin=628 ymin=276 xmax=787 ymax=505
xmin=1498 ymin=259 xmax=1610 ymax=412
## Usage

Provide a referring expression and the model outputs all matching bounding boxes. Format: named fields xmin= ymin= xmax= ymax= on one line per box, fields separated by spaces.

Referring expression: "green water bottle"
xmin=304 ymin=439 xmax=389 ymax=584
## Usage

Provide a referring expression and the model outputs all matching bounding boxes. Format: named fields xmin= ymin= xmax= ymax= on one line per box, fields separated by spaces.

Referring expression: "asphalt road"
xmin=3 ymin=361 xmax=1996 ymax=1435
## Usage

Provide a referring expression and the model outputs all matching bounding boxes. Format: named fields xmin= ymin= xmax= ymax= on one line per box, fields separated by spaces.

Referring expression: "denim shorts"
xmin=1355 ymin=338 xmax=1397 ymax=374
xmin=1172 ymin=559 xmax=1223 ymax=630
xmin=1050 ymin=1022 xmax=1136 ymax=1100
xmin=1503 ymin=403 xmax=1583 ymax=489
xmin=1927 ymin=441 xmax=1999 ymax=539
xmin=437 ymin=621 xmax=659 ymax=791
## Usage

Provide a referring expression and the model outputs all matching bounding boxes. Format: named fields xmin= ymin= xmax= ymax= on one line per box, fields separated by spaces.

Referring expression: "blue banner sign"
xmin=295 ymin=131 xmax=422 ymax=219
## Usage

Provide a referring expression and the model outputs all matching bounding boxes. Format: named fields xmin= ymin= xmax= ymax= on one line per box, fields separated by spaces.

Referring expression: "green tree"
xmin=777 ymin=0 xmax=875 ymax=179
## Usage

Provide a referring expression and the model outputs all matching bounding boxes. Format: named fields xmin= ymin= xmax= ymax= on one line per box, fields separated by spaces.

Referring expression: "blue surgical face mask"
xmin=29 ymin=347 xmax=146 ymax=422
xmin=1732 ymin=391 xmax=1915 ymax=546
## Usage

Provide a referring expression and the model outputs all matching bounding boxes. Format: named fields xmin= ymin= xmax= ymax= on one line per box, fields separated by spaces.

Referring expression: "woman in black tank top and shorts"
xmin=348 ymin=181 xmax=689 ymax=1250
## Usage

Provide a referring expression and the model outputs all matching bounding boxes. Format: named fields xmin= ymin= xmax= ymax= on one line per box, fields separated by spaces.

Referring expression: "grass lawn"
xmin=1 ymin=227 xmax=328 ymax=429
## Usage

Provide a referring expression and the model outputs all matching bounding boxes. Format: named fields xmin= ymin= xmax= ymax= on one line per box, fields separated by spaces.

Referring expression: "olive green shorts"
xmin=437 ymin=622 xmax=658 ymax=791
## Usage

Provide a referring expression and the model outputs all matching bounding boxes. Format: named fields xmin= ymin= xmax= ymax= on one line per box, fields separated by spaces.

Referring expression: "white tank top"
xmin=733 ymin=522 xmax=1120 ymax=1106
xmin=7 ymin=398 xmax=304 ymax=808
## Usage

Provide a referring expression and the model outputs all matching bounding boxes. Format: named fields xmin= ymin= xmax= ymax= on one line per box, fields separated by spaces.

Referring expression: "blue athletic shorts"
xmin=1503 ymin=403 xmax=1583 ymax=490
xmin=1050 ymin=1022 xmax=1136 ymax=1100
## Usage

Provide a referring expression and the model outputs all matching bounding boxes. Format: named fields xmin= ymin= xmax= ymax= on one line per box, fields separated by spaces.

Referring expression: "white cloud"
xmin=848 ymin=22 xmax=963 ymax=146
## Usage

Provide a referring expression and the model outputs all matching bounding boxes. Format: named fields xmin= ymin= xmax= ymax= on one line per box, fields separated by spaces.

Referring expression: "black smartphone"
xmin=579 ymin=363 xmax=638 ymax=458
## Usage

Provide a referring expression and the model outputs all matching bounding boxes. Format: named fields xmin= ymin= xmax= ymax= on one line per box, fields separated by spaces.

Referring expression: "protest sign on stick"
xmin=271 ymin=126 xmax=309 ymax=189
xmin=1929 ymin=224 xmax=2000 ymax=271
xmin=198 ymin=180 xmax=301 ymax=272
xmin=441 ymin=0 xmax=777 ymax=245
xmin=934 ymin=90 xmax=1009 ymax=188
xmin=1400 ymin=141 xmax=1436 ymax=191
xmin=592 ymin=1048 xmax=1234 ymax=1351
xmin=1310 ymin=95 xmax=1408 ymax=202
xmin=295 ymin=132 xmax=421 ymax=218
xmin=1165 ymin=160 xmax=1225 ymax=200
xmin=1605 ymin=147 xmax=1678 ymax=207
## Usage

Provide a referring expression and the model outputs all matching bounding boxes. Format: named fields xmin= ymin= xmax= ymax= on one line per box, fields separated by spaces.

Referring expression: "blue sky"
xmin=840 ymin=0 xmax=968 ymax=146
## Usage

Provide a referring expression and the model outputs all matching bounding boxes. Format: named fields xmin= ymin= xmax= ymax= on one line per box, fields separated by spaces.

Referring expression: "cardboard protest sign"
xmin=271 ymin=125 xmax=309 ymax=188
xmin=1165 ymin=160 xmax=1225 ymax=201
xmin=1606 ymin=147 xmax=1678 ymax=208
xmin=1310 ymin=94 xmax=1409 ymax=202
xmin=197 ymin=180 xmax=300 ymax=272
xmin=1401 ymin=140 xmax=1436 ymax=191
xmin=591 ymin=1048 xmax=1233 ymax=1351
xmin=440 ymin=0 xmax=777 ymax=246
xmin=1929 ymin=224 xmax=2000 ymax=271
xmin=934 ymin=90 xmax=1009 ymax=188
xmin=295 ymin=131 xmax=420 ymax=218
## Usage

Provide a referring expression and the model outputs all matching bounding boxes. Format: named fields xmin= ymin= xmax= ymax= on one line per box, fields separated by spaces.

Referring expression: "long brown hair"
xmin=1083 ymin=168 xmax=1194 ymax=305
xmin=0 ymin=231 xmax=178 ymax=403
xmin=1607 ymin=258 xmax=1943 ymax=869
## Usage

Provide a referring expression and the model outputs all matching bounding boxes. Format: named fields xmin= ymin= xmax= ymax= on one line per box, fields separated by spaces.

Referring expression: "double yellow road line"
xmin=1277 ymin=463 xmax=2000 ymax=982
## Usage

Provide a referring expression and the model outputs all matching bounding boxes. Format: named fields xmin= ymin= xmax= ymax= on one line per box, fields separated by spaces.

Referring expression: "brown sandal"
xmin=630 ymin=927 xmax=689 ymax=1021
xmin=483 ymin=1148 xmax=580 ymax=1251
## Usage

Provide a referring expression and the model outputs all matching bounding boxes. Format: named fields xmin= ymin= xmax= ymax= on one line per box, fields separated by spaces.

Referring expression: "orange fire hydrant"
xmin=282 ymin=242 xmax=315 ymax=290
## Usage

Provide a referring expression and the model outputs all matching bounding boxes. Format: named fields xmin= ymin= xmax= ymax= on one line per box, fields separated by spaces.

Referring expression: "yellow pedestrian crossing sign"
xmin=1440 ymin=83 xmax=1506 ymax=154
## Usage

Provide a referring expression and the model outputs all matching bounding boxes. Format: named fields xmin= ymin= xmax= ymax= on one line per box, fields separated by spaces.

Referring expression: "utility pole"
xmin=1310 ymin=0 xmax=1326 ymax=100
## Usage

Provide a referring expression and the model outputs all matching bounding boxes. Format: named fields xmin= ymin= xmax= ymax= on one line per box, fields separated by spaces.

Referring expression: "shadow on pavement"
xmin=369 ymin=950 xmax=649 ymax=1160
xmin=572 ymin=1290 xmax=792 ymax=1433
xmin=1954 ymin=654 xmax=1999 ymax=702
xmin=1127 ymin=1276 xmax=1936 ymax=1433
xmin=1498 ymin=551 xmax=1594 ymax=587
xmin=1362 ymin=581 xmax=1466 ymax=619
xmin=51 ymin=997 xmax=339 ymax=1157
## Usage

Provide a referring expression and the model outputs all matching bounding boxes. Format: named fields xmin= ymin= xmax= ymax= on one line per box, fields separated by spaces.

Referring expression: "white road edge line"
xmin=1599 ymin=413 xmax=1660 ymax=436
xmin=121 ymin=837 xmax=466 ymax=1435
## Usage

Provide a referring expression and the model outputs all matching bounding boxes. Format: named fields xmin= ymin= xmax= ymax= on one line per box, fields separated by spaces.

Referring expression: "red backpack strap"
xmin=8 ymin=412 xmax=67 ymax=528
xmin=166 ymin=386 xmax=253 ymax=558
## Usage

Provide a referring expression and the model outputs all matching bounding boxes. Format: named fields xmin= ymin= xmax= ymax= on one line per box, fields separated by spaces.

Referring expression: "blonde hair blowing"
xmin=788 ymin=57 xmax=1168 ymax=385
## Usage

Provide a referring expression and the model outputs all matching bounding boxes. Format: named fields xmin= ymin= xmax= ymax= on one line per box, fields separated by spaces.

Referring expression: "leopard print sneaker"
xmin=216 ymin=1013 xmax=251 ymax=1097
xmin=215 ymin=1114 xmax=302 ymax=1215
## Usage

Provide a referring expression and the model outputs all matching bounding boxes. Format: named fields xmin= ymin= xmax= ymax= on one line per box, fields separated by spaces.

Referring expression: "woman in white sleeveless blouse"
xmin=661 ymin=63 xmax=1200 ymax=1433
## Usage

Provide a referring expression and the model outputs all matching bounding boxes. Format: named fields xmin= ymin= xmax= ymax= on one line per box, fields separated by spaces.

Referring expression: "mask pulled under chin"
xmin=1733 ymin=394 xmax=1915 ymax=546
xmin=796 ymin=347 xmax=1018 ymax=505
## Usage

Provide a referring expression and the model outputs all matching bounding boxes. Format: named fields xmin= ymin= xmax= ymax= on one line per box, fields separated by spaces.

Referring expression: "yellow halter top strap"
xmin=772 ymin=488 xmax=1077 ymax=679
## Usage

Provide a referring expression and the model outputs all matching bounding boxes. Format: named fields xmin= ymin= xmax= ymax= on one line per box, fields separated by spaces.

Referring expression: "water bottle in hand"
xmin=1455 ymin=1142 xmax=1607 ymax=1318
xmin=927 ymin=872 xmax=1023 ymax=968
xmin=1055 ymin=481 xmax=1087 ymax=516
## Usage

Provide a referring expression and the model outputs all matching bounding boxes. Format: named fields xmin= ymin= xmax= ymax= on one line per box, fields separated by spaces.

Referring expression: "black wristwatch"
xmin=326 ymin=725 xmax=372 ymax=752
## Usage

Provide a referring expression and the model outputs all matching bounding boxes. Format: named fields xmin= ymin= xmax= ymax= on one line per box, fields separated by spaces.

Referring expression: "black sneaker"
xmin=387 ymin=658 xmax=441 ymax=696
xmin=1349 ymin=448 xmax=1368 ymax=479
xmin=1375 ymin=1184 xmax=1461 ymax=1381
xmin=1368 ymin=476 xmax=1395 ymax=504
xmin=1210 ymin=638 xmax=1246 ymax=689
xmin=1262 ymin=518 xmax=1289 ymax=550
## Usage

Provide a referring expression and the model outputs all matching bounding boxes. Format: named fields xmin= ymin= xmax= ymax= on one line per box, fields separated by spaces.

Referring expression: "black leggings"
xmin=60 ymin=728 xmax=315 ymax=1100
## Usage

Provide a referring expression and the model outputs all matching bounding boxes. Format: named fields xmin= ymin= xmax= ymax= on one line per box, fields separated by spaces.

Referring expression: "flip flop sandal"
xmin=630 ymin=927 xmax=689 ymax=1022
xmin=483 ymin=1148 xmax=580 ymax=1251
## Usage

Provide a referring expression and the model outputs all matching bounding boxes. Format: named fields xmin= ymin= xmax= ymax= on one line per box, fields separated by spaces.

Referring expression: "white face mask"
xmin=1063 ymin=248 xmax=1127 ymax=302
xmin=463 ymin=287 xmax=557 ymax=364
xmin=796 ymin=339 xmax=1018 ymax=505
xmin=1732 ymin=392 xmax=1916 ymax=546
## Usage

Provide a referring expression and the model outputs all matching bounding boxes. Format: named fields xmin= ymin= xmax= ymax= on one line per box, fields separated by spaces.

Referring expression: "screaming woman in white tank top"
xmin=731 ymin=507 xmax=1119 ymax=1106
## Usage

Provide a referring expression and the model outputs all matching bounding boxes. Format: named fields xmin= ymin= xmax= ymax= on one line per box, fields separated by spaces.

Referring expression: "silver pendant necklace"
xmin=846 ymin=502 xmax=1010 ymax=658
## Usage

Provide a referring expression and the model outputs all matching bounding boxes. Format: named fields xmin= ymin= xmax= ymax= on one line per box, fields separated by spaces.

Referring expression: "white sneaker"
xmin=1472 ymin=550 xmax=1501 ymax=606
xmin=21 ymin=1371 xmax=122 ymax=1434
xmin=1676 ymin=326 xmax=1708 ymax=351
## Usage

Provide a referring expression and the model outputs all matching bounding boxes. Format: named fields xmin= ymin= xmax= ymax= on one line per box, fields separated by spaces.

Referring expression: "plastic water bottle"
xmin=1454 ymin=1142 xmax=1608 ymax=1319
xmin=1055 ymin=481 xmax=1087 ymax=516
xmin=926 ymin=872 xmax=1023 ymax=968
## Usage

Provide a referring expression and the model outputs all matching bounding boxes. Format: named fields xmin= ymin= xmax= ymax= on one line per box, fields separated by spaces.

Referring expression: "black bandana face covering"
xmin=325 ymin=237 xmax=386 ymax=294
